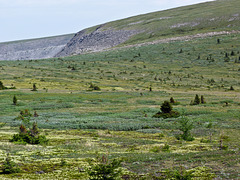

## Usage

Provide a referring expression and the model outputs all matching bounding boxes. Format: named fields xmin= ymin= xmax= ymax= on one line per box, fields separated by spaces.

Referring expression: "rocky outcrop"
xmin=55 ymin=25 xmax=139 ymax=57
xmin=0 ymin=34 xmax=74 ymax=60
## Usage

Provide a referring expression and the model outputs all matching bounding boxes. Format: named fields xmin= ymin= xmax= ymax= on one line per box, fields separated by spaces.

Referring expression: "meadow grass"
xmin=0 ymin=33 xmax=239 ymax=179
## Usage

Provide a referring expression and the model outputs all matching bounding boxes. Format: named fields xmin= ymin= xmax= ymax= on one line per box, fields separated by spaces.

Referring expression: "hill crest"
xmin=0 ymin=0 xmax=240 ymax=60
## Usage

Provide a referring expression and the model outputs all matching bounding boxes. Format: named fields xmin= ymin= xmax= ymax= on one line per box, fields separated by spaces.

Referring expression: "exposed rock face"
xmin=0 ymin=34 xmax=74 ymax=60
xmin=55 ymin=25 xmax=139 ymax=57
xmin=0 ymin=25 xmax=139 ymax=60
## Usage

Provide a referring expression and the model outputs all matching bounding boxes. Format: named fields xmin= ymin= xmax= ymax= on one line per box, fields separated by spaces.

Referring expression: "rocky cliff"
xmin=0 ymin=34 xmax=74 ymax=60
xmin=55 ymin=25 xmax=139 ymax=57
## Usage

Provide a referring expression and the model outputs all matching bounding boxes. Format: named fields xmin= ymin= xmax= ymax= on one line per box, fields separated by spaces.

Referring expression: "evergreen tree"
xmin=2 ymin=153 xmax=20 ymax=174
xmin=161 ymin=101 xmax=172 ymax=113
xmin=149 ymin=86 xmax=152 ymax=92
xmin=86 ymin=155 xmax=122 ymax=180
xmin=200 ymin=95 xmax=206 ymax=104
xmin=32 ymin=83 xmax=37 ymax=91
xmin=30 ymin=122 xmax=39 ymax=137
xmin=170 ymin=97 xmax=175 ymax=104
xmin=19 ymin=125 xmax=27 ymax=135
xmin=34 ymin=111 xmax=39 ymax=117
xmin=193 ymin=94 xmax=200 ymax=105
xmin=13 ymin=95 xmax=17 ymax=105
xmin=177 ymin=117 xmax=194 ymax=141
xmin=0 ymin=81 xmax=5 ymax=90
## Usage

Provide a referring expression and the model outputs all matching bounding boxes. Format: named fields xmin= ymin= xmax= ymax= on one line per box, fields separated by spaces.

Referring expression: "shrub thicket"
xmin=10 ymin=122 xmax=48 ymax=145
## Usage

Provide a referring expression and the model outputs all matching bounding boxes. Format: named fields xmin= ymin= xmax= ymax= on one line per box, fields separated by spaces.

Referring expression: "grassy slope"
xmin=0 ymin=0 xmax=240 ymax=179
xmin=0 ymin=32 xmax=239 ymax=179
xmin=86 ymin=0 xmax=240 ymax=46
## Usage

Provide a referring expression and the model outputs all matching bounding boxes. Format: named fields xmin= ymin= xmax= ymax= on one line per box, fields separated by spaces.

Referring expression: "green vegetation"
xmin=1 ymin=154 xmax=20 ymax=174
xmin=0 ymin=81 xmax=6 ymax=90
xmin=176 ymin=117 xmax=194 ymax=141
xmin=153 ymin=101 xmax=180 ymax=118
xmin=13 ymin=95 xmax=17 ymax=105
xmin=85 ymin=0 xmax=240 ymax=46
xmin=32 ymin=83 xmax=37 ymax=91
xmin=0 ymin=10 xmax=240 ymax=179
xmin=86 ymin=155 xmax=122 ymax=180
xmin=10 ymin=122 xmax=48 ymax=145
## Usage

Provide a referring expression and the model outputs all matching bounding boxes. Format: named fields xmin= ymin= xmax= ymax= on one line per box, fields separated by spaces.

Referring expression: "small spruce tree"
xmin=32 ymin=83 xmax=37 ymax=91
xmin=200 ymin=95 xmax=206 ymax=104
xmin=86 ymin=155 xmax=122 ymax=180
xmin=153 ymin=101 xmax=180 ymax=118
xmin=170 ymin=97 xmax=175 ymax=104
xmin=34 ymin=111 xmax=39 ymax=117
xmin=2 ymin=153 xmax=20 ymax=174
xmin=0 ymin=81 xmax=5 ymax=90
xmin=176 ymin=117 xmax=194 ymax=141
xmin=230 ymin=86 xmax=234 ymax=90
xmin=161 ymin=101 xmax=172 ymax=113
xmin=149 ymin=86 xmax=152 ymax=92
xmin=193 ymin=94 xmax=200 ymax=105
xmin=19 ymin=125 xmax=27 ymax=135
xmin=30 ymin=122 xmax=39 ymax=137
xmin=13 ymin=95 xmax=17 ymax=105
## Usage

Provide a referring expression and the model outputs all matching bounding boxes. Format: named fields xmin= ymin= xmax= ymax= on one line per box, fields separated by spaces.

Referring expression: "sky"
xmin=0 ymin=0 xmax=214 ymax=42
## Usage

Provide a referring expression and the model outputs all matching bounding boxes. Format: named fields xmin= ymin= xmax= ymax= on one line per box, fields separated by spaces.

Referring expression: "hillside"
xmin=0 ymin=32 xmax=239 ymax=179
xmin=0 ymin=34 xmax=74 ymax=60
xmin=0 ymin=0 xmax=240 ymax=179
xmin=0 ymin=0 xmax=240 ymax=60
xmin=56 ymin=0 xmax=240 ymax=57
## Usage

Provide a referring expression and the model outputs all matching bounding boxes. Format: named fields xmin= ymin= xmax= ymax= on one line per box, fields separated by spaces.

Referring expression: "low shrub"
xmin=162 ymin=144 xmax=170 ymax=152
xmin=10 ymin=123 xmax=48 ymax=145
xmin=89 ymin=83 xmax=101 ymax=91
xmin=86 ymin=155 xmax=122 ymax=180
xmin=1 ymin=154 xmax=20 ymax=174
xmin=10 ymin=133 xmax=48 ymax=145
xmin=153 ymin=110 xmax=180 ymax=119
xmin=156 ymin=166 xmax=215 ymax=179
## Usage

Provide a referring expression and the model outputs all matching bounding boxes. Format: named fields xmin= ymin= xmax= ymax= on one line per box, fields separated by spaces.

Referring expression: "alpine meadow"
xmin=0 ymin=0 xmax=239 ymax=179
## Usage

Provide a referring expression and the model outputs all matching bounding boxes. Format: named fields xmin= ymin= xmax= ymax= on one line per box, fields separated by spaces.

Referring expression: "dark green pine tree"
xmin=193 ymin=94 xmax=200 ymax=105
xmin=0 ymin=81 xmax=5 ymax=90
xmin=13 ymin=95 xmax=17 ymax=105
xmin=200 ymin=95 xmax=206 ymax=104
xmin=161 ymin=101 xmax=172 ymax=113
xmin=170 ymin=97 xmax=175 ymax=104
xmin=2 ymin=153 xmax=20 ymax=174
xmin=32 ymin=83 xmax=37 ymax=91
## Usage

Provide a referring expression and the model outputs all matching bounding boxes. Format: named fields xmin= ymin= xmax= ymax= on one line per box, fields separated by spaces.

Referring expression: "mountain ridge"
xmin=0 ymin=0 xmax=240 ymax=60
